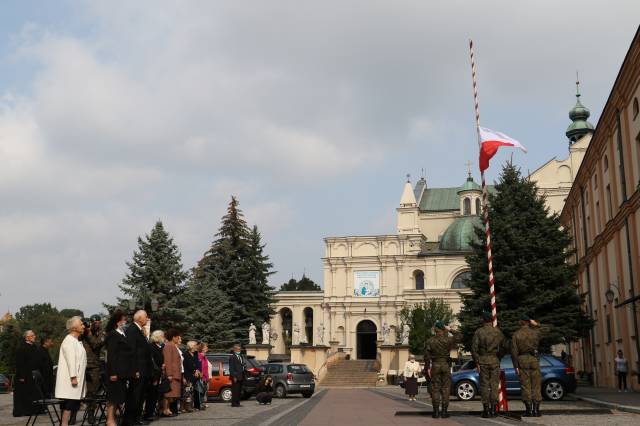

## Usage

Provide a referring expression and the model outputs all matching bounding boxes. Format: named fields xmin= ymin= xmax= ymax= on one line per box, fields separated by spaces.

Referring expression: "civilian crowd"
xmin=12 ymin=310 xmax=257 ymax=426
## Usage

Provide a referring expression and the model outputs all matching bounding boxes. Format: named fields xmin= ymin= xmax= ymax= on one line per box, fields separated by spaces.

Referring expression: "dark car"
xmin=263 ymin=363 xmax=315 ymax=398
xmin=451 ymin=355 xmax=576 ymax=401
xmin=0 ymin=374 xmax=10 ymax=393
xmin=206 ymin=353 xmax=264 ymax=400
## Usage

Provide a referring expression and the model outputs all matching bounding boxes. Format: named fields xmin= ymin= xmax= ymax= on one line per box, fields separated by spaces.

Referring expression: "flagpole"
xmin=469 ymin=39 xmax=507 ymax=412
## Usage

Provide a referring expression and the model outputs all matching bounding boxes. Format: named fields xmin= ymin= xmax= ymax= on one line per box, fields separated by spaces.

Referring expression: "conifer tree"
xmin=114 ymin=221 xmax=188 ymax=331
xmin=194 ymin=197 xmax=275 ymax=342
xmin=280 ymin=275 xmax=322 ymax=291
xmin=458 ymin=163 xmax=593 ymax=351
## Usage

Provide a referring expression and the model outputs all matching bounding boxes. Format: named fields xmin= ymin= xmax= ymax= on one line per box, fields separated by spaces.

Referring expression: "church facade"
xmin=266 ymin=86 xmax=595 ymax=375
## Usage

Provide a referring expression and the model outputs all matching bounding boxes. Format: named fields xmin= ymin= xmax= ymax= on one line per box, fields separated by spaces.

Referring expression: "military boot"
xmin=481 ymin=404 xmax=490 ymax=418
xmin=523 ymin=402 xmax=532 ymax=417
xmin=87 ymin=408 xmax=96 ymax=425
xmin=533 ymin=402 xmax=542 ymax=417
xmin=441 ymin=404 xmax=450 ymax=418
xmin=432 ymin=405 xmax=440 ymax=418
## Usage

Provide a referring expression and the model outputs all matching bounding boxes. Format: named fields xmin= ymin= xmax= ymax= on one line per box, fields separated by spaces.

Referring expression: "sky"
xmin=0 ymin=1 xmax=639 ymax=315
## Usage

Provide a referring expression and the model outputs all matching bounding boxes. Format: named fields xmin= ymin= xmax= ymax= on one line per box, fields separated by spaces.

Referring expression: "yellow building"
xmin=561 ymin=27 xmax=640 ymax=390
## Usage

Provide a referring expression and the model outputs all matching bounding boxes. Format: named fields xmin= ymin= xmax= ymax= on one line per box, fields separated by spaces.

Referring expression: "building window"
xmin=595 ymin=201 xmax=600 ymax=233
xmin=606 ymin=184 xmax=613 ymax=221
xmin=606 ymin=314 xmax=612 ymax=344
xmin=452 ymin=271 xmax=471 ymax=289
xmin=475 ymin=198 xmax=481 ymax=215
xmin=604 ymin=155 xmax=608 ymax=172
xmin=633 ymin=97 xmax=639 ymax=120
xmin=463 ymin=198 xmax=471 ymax=215
xmin=616 ymin=114 xmax=628 ymax=201
xmin=594 ymin=173 xmax=598 ymax=190
xmin=414 ymin=270 xmax=425 ymax=290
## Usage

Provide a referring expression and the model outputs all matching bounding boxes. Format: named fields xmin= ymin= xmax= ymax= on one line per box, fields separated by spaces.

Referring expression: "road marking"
xmin=259 ymin=390 xmax=327 ymax=426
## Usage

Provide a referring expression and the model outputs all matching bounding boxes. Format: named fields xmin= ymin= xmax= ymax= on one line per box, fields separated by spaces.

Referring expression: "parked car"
xmin=263 ymin=363 xmax=315 ymax=398
xmin=0 ymin=374 xmax=10 ymax=393
xmin=206 ymin=353 xmax=264 ymax=401
xmin=451 ymin=355 xmax=576 ymax=401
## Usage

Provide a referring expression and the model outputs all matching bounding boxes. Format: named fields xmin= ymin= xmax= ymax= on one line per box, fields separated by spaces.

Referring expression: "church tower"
xmin=397 ymin=176 xmax=420 ymax=234
xmin=565 ymin=78 xmax=594 ymax=144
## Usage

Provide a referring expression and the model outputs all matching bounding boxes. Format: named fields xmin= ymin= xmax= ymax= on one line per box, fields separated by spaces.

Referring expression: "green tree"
xmin=194 ymin=197 xmax=275 ymax=343
xmin=280 ymin=275 xmax=322 ymax=291
xmin=458 ymin=163 xmax=593 ymax=351
xmin=0 ymin=318 xmax=22 ymax=375
xmin=113 ymin=221 xmax=188 ymax=331
xmin=60 ymin=309 xmax=85 ymax=318
xmin=400 ymin=298 xmax=454 ymax=355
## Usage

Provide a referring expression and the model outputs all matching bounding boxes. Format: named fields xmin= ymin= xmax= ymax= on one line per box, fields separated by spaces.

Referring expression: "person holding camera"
xmin=81 ymin=315 xmax=105 ymax=424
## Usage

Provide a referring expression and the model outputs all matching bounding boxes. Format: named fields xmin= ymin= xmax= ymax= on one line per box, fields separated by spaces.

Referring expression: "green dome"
xmin=458 ymin=176 xmax=481 ymax=193
xmin=566 ymin=82 xmax=594 ymax=144
xmin=439 ymin=216 xmax=482 ymax=252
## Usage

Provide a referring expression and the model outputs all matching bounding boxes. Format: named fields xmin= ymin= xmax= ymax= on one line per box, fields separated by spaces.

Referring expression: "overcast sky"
xmin=0 ymin=1 xmax=638 ymax=315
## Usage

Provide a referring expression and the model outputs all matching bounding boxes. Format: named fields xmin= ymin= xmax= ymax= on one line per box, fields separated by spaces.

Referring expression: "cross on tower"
xmin=465 ymin=160 xmax=473 ymax=177
xmin=406 ymin=173 xmax=411 ymax=183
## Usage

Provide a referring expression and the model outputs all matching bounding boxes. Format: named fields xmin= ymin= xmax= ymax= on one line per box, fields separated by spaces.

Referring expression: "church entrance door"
xmin=356 ymin=320 xmax=377 ymax=360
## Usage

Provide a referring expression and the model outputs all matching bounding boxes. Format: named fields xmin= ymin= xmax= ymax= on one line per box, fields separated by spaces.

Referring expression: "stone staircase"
xmin=319 ymin=359 xmax=379 ymax=387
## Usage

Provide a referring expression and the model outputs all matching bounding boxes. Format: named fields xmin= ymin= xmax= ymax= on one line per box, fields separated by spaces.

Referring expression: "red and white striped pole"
xmin=469 ymin=39 xmax=507 ymax=413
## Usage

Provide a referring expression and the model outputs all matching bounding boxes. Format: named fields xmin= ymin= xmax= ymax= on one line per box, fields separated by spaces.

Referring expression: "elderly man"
xmin=125 ymin=310 xmax=152 ymax=425
xmin=13 ymin=330 xmax=40 ymax=417
xmin=229 ymin=343 xmax=246 ymax=407
xmin=55 ymin=317 xmax=87 ymax=426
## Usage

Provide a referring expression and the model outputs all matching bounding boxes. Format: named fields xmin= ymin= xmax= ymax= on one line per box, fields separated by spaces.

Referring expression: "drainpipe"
xmin=580 ymin=187 xmax=598 ymax=385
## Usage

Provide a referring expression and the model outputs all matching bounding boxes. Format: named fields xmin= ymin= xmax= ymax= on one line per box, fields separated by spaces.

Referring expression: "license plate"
xmin=300 ymin=384 xmax=311 ymax=388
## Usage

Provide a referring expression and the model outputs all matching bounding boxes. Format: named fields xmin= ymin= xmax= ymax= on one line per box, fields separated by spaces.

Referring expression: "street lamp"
xmin=605 ymin=284 xmax=620 ymax=304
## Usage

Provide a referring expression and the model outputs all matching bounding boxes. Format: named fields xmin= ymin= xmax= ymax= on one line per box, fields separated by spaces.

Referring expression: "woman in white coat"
xmin=55 ymin=316 xmax=87 ymax=426
xmin=403 ymin=354 xmax=421 ymax=401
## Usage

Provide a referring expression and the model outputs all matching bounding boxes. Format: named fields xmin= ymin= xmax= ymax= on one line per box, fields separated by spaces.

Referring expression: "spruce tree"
xmin=180 ymin=276 xmax=235 ymax=350
xmin=194 ymin=197 xmax=275 ymax=343
xmin=280 ymin=275 xmax=322 ymax=291
xmin=458 ymin=163 xmax=593 ymax=351
xmin=114 ymin=221 xmax=188 ymax=331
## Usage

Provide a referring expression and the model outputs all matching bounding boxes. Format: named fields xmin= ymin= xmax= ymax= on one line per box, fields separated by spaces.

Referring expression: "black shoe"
xmin=533 ymin=402 xmax=541 ymax=417
xmin=481 ymin=404 xmax=490 ymax=418
xmin=523 ymin=402 xmax=532 ymax=417
xmin=441 ymin=405 xmax=450 ymax=418
xmin=431 ymin=405 xmax=440 ymax=418
xmin=143 ymin=417 xmax=155 ymax=422
xmin=69 ymin=410 xmax=78 ymax=425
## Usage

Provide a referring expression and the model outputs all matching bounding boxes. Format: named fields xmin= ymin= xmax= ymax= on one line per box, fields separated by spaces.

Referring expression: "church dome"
xmin=566 ymin=80 xmax=594 ymax=144
xmin=439 ymin=215 xmax=482 ymax=252
xmin=457 ymin=176 xmax=481 ymax=193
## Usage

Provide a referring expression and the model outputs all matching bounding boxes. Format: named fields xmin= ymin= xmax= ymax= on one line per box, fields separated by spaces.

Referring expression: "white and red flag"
xmin=478 ymin=126 xmax=527 ymax=171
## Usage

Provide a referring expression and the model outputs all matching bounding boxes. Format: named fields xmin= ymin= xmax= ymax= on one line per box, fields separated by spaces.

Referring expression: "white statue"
xmin=299 ymin=325 xmax=308 ymax=344
xmin=316 ymin=322 xmax=325 ymax=345
xmin=293 ymin=322 xmax=300 ymax=344
xmin=261 ymin=322 xmax=270 ymax=345
xmin=382 ymin=322 xmax=391 ymax=344
xmin=249 ymin=323 xmax=257 ymax=345
xmin=401 ymin=323 xmax=410 ymax=345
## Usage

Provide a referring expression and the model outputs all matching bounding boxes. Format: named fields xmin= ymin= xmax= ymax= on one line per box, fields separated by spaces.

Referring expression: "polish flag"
xmin=479 ymin=127 xmax=527 ymax=172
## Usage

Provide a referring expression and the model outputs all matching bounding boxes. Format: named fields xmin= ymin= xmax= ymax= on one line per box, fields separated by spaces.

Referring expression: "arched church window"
xmin=413 ymin=270 xmax=425 ymax=290
xmin=303 ymin=307 xmax=314 ymax=345
xmin=463 ymin=198 xmax=471 ymax=215
xmin=452 ymin=271 xmax=471 ymax=289
xmin=475 ymin=198 xmax=481 ymax=216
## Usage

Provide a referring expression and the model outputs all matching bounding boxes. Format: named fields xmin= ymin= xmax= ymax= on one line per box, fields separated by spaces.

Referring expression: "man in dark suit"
xmin=124 ymin=310 xmax=152 ymax=425
xmin=229 ymin=343 xmax=246 ymax=407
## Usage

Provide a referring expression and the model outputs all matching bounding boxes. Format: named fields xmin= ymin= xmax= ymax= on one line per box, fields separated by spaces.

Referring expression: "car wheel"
xmin=456 ymin=380 xmax=477 ymax=401
xmin=220 ymin=387 xmax=233 ymax=402
xmin=543 ymin=380 xmax=565 ymax=401
xmin=302 ymin=392 xmax=313 ymax=398
xmin=275 ymin=384 xmax=287 ymax=398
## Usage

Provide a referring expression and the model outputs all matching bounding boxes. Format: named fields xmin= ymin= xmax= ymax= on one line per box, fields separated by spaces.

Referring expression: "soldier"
xmin=424 ymin=320 xmax=463 ymax=418
xmin=82 ymin=315 xmax=105 ymax=425
xmin=511 ymin=314 xmax=543 ymax=417
xmin=471 ymin=311 xmax=505 ymax=418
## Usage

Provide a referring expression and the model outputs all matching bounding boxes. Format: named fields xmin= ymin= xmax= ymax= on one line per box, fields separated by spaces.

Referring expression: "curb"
xmin=574 ymin=395 xmax=640 ymax=414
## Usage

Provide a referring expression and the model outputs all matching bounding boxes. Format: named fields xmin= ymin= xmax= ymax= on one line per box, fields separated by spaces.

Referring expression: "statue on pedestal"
xmin=299 ymin=325 xmax=308 ymax=344
xmin=293 ymin=322 xmax=300 ymax=344
xmin=261 ymin=322 xmax=270 ymax=345
xmin=249 ymin=323 xmax=257 ymax=345
xmin=316 ymin=322 xmax=325 ymax=345
xmin=401 ymin=323 xmax=410 ymax=345
xmin=382 ymin=322 xmax=391 ymax=344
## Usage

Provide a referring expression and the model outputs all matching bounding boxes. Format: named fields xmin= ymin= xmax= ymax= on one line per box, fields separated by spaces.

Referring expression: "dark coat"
xmin=150 ymin=343 xmax=164 ymax=382
xmin=36 ymin=345 xmax=54 ymax=396
xmin=229 ymin=353 xmax=246 ymax=381
xmin=183 ymin=351 xmax=201 ymax=383
xmin=13 ymin=341 xmax=40 ymax=416
xmin=125 ymin=323 xmax=152 ymax=378
xmin=106 ymin=330 xmax=134 ymax=379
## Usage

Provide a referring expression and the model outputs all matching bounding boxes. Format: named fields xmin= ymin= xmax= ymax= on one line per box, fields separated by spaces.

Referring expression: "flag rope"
xmin=469 ymin=39 xmax=507 ymax=412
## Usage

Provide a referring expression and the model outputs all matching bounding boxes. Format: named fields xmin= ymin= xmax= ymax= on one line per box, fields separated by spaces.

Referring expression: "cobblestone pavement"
xmin=2 ymin=387 xmax=640 ymax=425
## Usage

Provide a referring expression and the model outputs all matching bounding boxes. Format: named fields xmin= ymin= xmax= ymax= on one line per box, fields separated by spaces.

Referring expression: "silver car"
xmin=263 ymin=363 xmax=315 ymax=398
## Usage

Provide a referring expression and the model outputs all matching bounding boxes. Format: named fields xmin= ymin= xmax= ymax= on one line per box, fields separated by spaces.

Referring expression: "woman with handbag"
xmin=403 ymin=354 xmax=421 ymax=401
xmin=143 ymin=330 xmax=165 ymax=421
xmin=183 ymin=341 xmax=202 ymax=411
xmin=161 ymin=330 xmax=183 ymax=417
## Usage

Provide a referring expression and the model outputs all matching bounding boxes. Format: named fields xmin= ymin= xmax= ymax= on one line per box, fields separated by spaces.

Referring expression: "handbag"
xmin=158 ymin=376 xmax=171 ymax=394
xmin=417 ymin=377 xmax=427 ymax=383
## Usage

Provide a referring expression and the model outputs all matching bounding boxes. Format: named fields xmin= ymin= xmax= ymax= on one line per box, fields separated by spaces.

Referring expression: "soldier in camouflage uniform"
xmin=82 ymin=316 xmax=105 ymax=425
xmin=471 ymin=311 xmax=505 ymax=418
xmin=424 ymin=320 xmax=463 ymax=418
xmin=511 ymin=314 xmax=543 ymax=417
